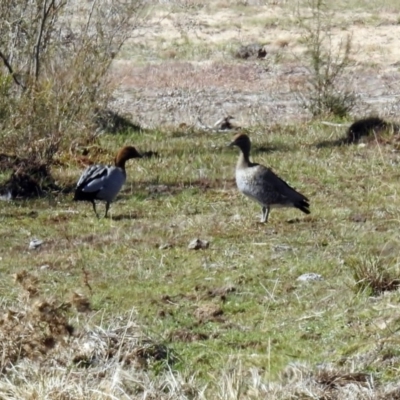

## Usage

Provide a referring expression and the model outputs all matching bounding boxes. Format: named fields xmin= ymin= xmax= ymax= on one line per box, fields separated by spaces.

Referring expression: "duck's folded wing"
xmin=77 ymin=165 xmax=109 ymax=192
xmin=258 ymin=166 xmax=309 ymax=202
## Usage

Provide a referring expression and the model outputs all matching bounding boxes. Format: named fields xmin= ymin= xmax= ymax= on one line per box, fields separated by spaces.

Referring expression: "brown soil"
xmin=110 ymin=4 xmax=400 ymax=128
xmin=194 ymin=303 xmax=224 ymax=323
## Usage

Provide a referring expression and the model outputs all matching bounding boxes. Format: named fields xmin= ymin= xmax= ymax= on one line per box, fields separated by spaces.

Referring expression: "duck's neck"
xmin=115 ymin=157 xmax=127 ymax=170
xmin=237 ymin=148 xmax=251 ymax=169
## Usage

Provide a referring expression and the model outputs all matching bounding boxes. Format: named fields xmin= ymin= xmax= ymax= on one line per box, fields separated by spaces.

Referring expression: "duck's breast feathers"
xmin=99 ymin=167 xmax=127 ymax=201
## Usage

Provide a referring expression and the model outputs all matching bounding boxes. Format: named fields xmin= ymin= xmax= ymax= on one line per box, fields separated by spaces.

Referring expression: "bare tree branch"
xmin=0 ymin=49 xmax=26 ymax=90
xmin=0 ymin=0 xmax=145 ymax=166
xmin=34 ymin=0 xmax=57 ymax=80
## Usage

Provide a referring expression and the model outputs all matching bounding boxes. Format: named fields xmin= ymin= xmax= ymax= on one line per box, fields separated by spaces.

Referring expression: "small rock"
xmin=188 ymin=238 xmax=209 ymax=250
xmin=297 ymin=273 xmax=323 ymax=282
xmin=40 ymin=265 xmax=50 ymax=270
xmin=29 ymin=238 xmax=43 ymax=250
xmin=159 ymin=243 xmax=173 ymax=250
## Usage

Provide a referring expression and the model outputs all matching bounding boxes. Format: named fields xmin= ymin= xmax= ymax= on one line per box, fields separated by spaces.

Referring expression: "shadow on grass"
xmin=138 ymin=178 xmax=237 ymax=199
xmin=110 ymin=213 xmax=139 ymax=221
xmin=286 ymin=215 xmax=315 ymax=224
xmin=251 ymin=143 xmax=294 ymax=155
xmin=315 ymin=138 xmax=346 ymax=148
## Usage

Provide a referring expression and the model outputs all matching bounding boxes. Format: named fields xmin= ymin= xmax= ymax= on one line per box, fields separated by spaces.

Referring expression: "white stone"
xmin=296 ymin=273 xmax=323 ymax=282
xmin=29 ymin=238 xmax=43 ymax=250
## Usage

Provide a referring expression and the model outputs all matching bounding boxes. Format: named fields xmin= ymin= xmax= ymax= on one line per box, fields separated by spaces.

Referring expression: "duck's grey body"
xmin=76 ymin=165 xmax=126 ymax=203
xmin=74 ymin=146 xmax=142 ymax=218
xmin=230 ymin=134 xmax=310 ymax=223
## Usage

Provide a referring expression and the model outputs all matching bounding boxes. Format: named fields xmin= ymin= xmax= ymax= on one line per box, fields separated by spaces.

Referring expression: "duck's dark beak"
xmin=227 ymin=140 xmax=236 ymax=148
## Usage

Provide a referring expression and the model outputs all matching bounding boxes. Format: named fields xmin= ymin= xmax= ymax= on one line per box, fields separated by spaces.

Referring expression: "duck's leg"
xmin=104 ymin=202 xmax=110 ymax=218
xmin=91 ymin=200 xmax=99 ymax=218
xmin=261 ymin=206 xmax=270 ymax=223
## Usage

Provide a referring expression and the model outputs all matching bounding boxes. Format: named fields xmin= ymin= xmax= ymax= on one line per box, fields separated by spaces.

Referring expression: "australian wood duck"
xmin=229 ymin=133 xmax=310 ymax=223
xmin=74 ymin=146 xmax=142 ymax=217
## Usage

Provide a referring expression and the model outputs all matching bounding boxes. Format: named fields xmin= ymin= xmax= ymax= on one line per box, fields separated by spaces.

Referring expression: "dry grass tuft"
xmin=0 ymin=274 xmax=179 ymax=399
xmin=4 ymin=273 xmax=392 ymax=399
xmin=1 ymin=271 xmax=73 ymax=373
xmin=349 ymin=256 xmax=400 ymax=295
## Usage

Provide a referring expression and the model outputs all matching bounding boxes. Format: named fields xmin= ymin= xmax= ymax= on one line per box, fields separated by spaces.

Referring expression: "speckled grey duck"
xmin=229 ymin=133 xmax=310 ymax=222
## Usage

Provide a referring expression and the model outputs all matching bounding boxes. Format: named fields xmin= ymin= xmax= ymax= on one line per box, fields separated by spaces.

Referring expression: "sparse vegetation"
xmin=1 ymin=124 xmax=400 ymax=398
xmin=0 ymin=0 xmax=143 ymax=194
xmin=350 ymin=255 xmax=400 ymax=295
xmin=295 ymin=0 xmax=357 ymax=118
xmin=2 ymin=0 xmax=400 ymax=399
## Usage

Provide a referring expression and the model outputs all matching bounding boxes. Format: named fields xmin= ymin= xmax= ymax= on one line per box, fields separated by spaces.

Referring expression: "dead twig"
xmin=0 ymin=50 xmax=26 ymax=90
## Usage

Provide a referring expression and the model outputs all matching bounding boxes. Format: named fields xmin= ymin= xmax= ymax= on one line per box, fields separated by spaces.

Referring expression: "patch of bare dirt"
xmin=194 ymin=303 xmax=224 ymax=323
xmin=109 ymin=4 xmax=400 ymax=128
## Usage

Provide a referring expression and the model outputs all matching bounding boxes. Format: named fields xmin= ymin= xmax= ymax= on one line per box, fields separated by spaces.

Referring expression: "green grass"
xmin=3 ymin=122 xmax=400 ymax=396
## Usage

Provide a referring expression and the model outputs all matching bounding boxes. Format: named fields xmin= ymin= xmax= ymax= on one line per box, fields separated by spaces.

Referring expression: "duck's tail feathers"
xmin=74 ymin=189 xmax=99 ymax=202
xmin=295 ymin=198 xmax=310 ymax=214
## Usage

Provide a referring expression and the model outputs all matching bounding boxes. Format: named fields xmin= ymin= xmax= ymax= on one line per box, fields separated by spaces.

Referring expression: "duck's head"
xmin=115 ymin=146 xmax=142 ymax=168
xmin=228 ymin=133 xmax=251 ymax=154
